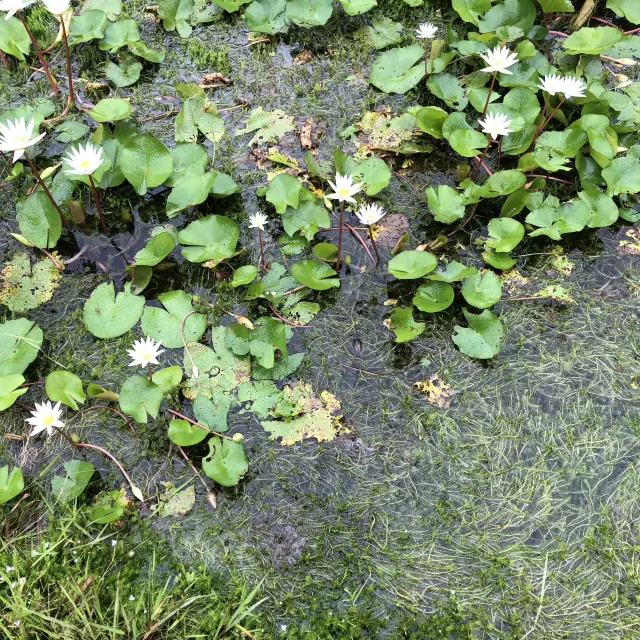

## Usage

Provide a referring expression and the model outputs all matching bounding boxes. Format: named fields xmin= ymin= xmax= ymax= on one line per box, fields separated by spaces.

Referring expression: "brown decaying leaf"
xmin=200 ymin=73 xmax=232 ymax=89
xmin=372 ymin=214 xmax=410 ymax=248
xmin=413 ymin=374 xmax=455 ymax=409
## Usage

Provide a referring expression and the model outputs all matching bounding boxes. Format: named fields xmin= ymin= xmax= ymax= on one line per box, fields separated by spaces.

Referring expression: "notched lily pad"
xmin=0 ymin=253 xmax=62 ymax=313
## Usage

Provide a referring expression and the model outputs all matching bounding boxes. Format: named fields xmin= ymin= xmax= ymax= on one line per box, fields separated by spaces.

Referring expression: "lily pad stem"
xmin=17 ymin=11 xmax=58 ymax=95
xmin=60 ymin=16 xmax=75 ymax=110
xmin=369 ymin=225 xmax=380 ymax=266
xmin=336 ymin=200 xmax=344 ymax=272
xmin=24 ymin=152 xmax=72 ymax=233
xmin=478 ymin=72 xmax=497 ymax=127
xmin=88 ymin=174 xmax=107 ymax=234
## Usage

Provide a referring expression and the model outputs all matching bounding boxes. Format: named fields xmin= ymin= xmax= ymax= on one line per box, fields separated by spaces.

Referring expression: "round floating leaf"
xmin=578 ymin=190 xmax=619 ymax=228
xmin=16 ymin=190 xmax=62 ymax=249
xmin=388 ymin=307 xmax=425 ymax=343
xmin=245 ymin=0 xmax=288 ymax=34
xmin=51 ymin=460 xmax=94 ymax=503
xmin=461 ymin=271 xmax=503 ymax=309
xmin=415 ymin=106 xmax=449 ymax=139
xmin=88 ymin=97 xmax=132 ymax=122
xmin=0 ymin=16 xmax=30 ymax=60
xmin=45 ymin=370 xmax=86 ymax=411
xmin=266 ymin=173 xmax=302 ymax=213
xmin=427 ymin=185 xmax=465 ymax=223
xmin=118 ymin=376 xmax=163 ymax=423
xmin=483 ymin=250 xmax=517 ymax=270
xmin=0 ymin=318 xmax=43 ymax=375
xmin=485 ymin=218 xmax=525 ymax=253
xmin=0 ymin=374 xmax=27 ymax=411
xmin=369 ymin=45 xmax=425 ymax=94
xmin=141 ymin=290 xmax=206 ymax=348
xmin=68 ymin=9 xmax=108 ymax=45
xmin=427 ymin=73 xmax=468 ymax=111
xmin=231 ymin=265 xmax=258 ymax=287
xmin=501 ymin=188 xmax=529 ymax=218
xmin=448 ymin=128 xmax=488 ymax=157
xmin=105 ymin=54 xmax=142 ymax=87
xmin=151 ymin=366 xmax=183 ymax=394
xmin=291 ymin=259 xmax=340 ymax=290
xmin=202 ymin=436 xmax=248 ymax=487
xmin=120 ymin=134 xmax=173 ymax=195
xmin=134 ymin=231 xmax=176 ymax=266
xmin=0 ymin=466 xmax=24 ymax=504
xmin=178 ymin=215 xmax=240 ymax=264
xmin=285 ymin=0 xmax=333 ymax=27
xmin=427 ymin=260 xmax=478 ymax=282
xmin=168 ymin=418 xmax=209 ymax=446
xmin=453 ymin=309 xmax=503 ymax=359
xmin=388 ymin=250 xmax=438 ymax=279
xmin=563 ymin=26 xmax=623 ymax=55
xmin=486 ymin=170 xmax=527 ymax=195
xmin=312 ymin=242 xmax=338 ymax=262
xmin=89 ymin=489 xmax=126 ymax=524
xmin=83 ymin=282 xmax=145 ymax=339
xmin=413 ymin=281 xmax=455 ymax=313
xmin=452 ymin=0 xmax=492 ymax=26
xmin=338 ymin=0 xmax=376 ymax=15
xmin=166 ymin=173 xmax=215 ymax=218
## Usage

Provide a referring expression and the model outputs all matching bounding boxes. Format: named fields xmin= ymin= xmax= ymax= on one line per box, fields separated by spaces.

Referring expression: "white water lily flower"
xmin=355 ymin=203 xmax=386 ymax=226
xmin=41 ymin=0 xmax=69 ymax=14
xmin=478 ymin=112 xmax=515 ymax=140
xmin=0 ymin=0 xmax=34 ymax=19
xmin=416 ymin=22 xmax=437 ymax=39
xmin=538 ymin=73 xmax=565 ymax=96
xmin=0 ymin=118 xmax=45 ymax=163
xmin=248 ymin=212 xmax=268 ymax=230
xmin=479 ymin=45 xmax=518 ymax=75
xmin=26 ymin=401 xmax=64 ymax=437
xmin=127 ymin=336 xmax=164 ymax=369
xmin=327 ymin=173 xmax=364 ymax=204
xmin=560 ymin=75 xmax=587 ymax=99
xmin=63 ymin=142 xmax=104 ymax=176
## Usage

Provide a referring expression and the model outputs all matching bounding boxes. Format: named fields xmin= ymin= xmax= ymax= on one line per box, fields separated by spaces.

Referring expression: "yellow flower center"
xmin=142 ymin=351 xmax=153 ymax=361
xmin=43 ymin=415 xmax=54 ymax=425
xmin=80 ymin=159 xmax=92 ymax=168
xmin=338 ymin=188 xmax=351 ymax=197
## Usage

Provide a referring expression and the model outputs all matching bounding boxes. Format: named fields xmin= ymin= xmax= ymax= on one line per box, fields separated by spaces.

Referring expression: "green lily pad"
xmin=388 ymin=251 xmax=438 ymax=279
xmin=291 ymin=259 xmax=340 ymax=290
xmin=461 ymin=271 xmax=503 ymax=309
xmin=388 ymin=307 xmax=426 ymax=343
xmin=178 ymin=215 xmax=240 ymax=264
xmin=413 ymin=281 xmax=455 ymax=313
xmin=0 ymin=253 xmax=62 ymax=312
xmin=0 ymin=318 xmax=43 ymax=375
xmin=45 ymin=370 xmax=86 ymax=411
xmin=202 ymin=436 xmax=248 ymax=487
xmin=0 ymin=466 xmax=24 ymax=504
xmin=453 ymin=309 xmax=503 ymax=359
xmin=83 ymin=282 xmax=145 ymax=339
xmin=118 ymin=375 xmax=163 ymax=423
xmin=51 ymin=460 xmax=94 ymax=503
xmin=141 ymin=290 xmax=207 ymax=348
xmin=168 ymin=418 xmax=209 ymax=446
xmin=0 ymin=374 xmax=27 ymax=411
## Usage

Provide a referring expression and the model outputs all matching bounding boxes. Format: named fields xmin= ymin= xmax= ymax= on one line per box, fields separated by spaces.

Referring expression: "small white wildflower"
xmin=111 ymin=540 xmax=117 ymax=547
xmin=129 ymin=595 xmax=135 ymax=601
xmin=415 ymin=22 xmax=437 ymax=39
xmin=6 ymin=566 xmax=14 ymax=572
xmin=326 ymin=173 xmax=364 ymax=204
xmin=127 ymin=336 xmax=164 ymax=369
xmin=479 ymin=45 xmax=518 ymax=75
xmin=248 ymin=212 xmax=268 ymax=231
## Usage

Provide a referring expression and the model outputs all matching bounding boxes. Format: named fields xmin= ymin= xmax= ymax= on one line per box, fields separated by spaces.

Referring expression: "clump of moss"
xmin=186 ymin=39 xmax=230 ymax=73
xmin=24 ymin=3 xmax=55 ymax=48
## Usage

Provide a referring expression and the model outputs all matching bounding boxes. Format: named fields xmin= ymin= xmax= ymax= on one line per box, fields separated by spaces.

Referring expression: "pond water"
xmin=1 ymin=1 xmax=640 ymax=638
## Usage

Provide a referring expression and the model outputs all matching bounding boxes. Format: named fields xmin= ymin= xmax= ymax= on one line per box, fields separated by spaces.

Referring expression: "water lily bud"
xmin=616 ymin=58 xmax=637 ymax=66
xmin=192 ymin=366 xmax=199 ymax=379
xmin=131 ymin=486 xmax=144 ymax=502
xmin=236 ymin=316 xmax=254 ymax=330
xmin=207 ymin=493 xmax=217 ymax=509
xmin=232 ymin=432 xmax=244 ymax=443
xmin=71 ymin=433 xmax=80 ymax=443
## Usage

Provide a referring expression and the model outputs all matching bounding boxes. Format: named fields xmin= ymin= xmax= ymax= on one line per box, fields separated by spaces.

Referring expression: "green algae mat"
xmin=1 ymin=0 xmax=640 ymax=637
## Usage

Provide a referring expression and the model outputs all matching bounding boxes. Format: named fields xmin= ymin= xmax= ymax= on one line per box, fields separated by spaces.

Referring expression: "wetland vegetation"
xmin=1 ymin=0 xmax=640 ymax=637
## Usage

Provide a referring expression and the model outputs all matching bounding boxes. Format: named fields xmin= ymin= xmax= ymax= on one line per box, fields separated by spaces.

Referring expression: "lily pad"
xmin=387 ymin=307 xmax=426 ymax=343
xmin=0 ymin=466 xmax=24 ymax=504
xmin=178 ymin=215 xmax=239 ymax=264
xmin=0 ymin=253 xmax=62 ymax=313
xmin=461 ymin=271 xmax=503 ymax=309
xmin=388 ymin=251 xmax=438 ymax=279
xmin=51 ymin=460 xmax=94 ymax=503
xmin=291 ymin=260 xmax=340 ymax=290
xmin=0 ymin=318 xmax=43 ymax=375
xmin=168 ymin=418 xmax=209 ymax=446
xmin=202 ymin=436 xmax=248 ymax=486
xmin=45 ymin=370 xmax=86 ymax=410
xmin=83 ymin=282 xmax=145 ymax=339
xmin=369 ymin=45 xmax=425 ymax=94
xmin=0 ymin=374 xmax=28 ymax=411
xmin=151 ymin=482 xmax=196 ymax=517
xmin=141 ymin=290 xmax=207 ymax=348
xmin=452 ymin=309 xmax=503 ymax=359
xmin=413 ymin=281 xmax=455 ymax=313
xmin=118 ymin=375 xmax=163 ymax=423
